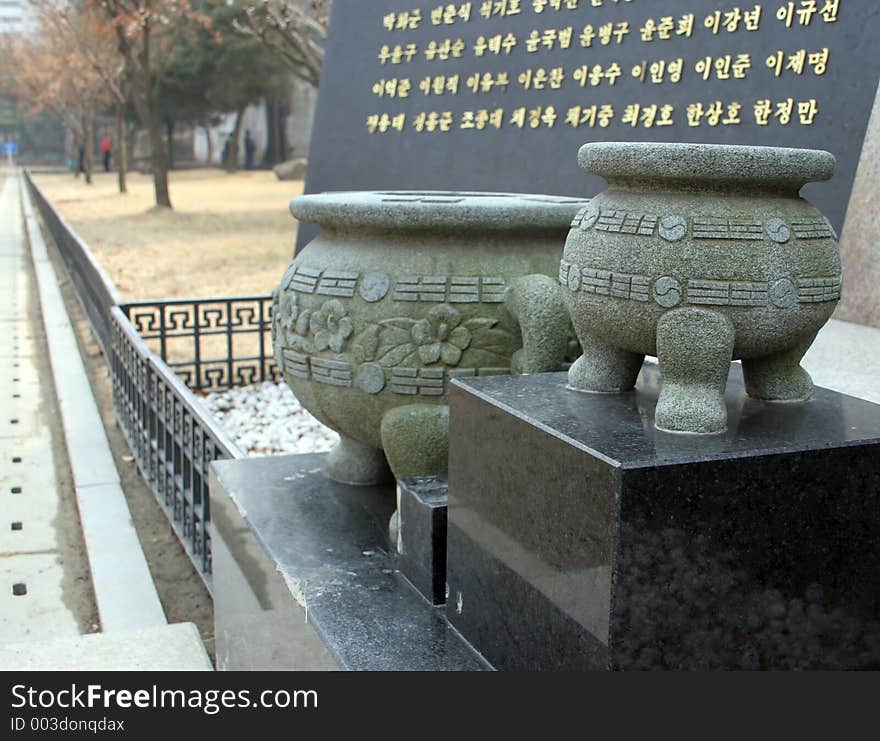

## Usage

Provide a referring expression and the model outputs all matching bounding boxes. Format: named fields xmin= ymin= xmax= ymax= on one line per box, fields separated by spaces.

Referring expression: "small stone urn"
xmin=562 ymin=142 xmax=841 ymax=434
xmin=274 ymin=191 xmax=586 ymax=483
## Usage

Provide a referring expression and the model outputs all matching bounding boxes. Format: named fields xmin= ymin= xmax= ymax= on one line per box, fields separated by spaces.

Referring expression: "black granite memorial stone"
xmin=445 ymin=366 xmax=880 ymax=670
xmin=301 ymin=0 xmax=880 ymax=251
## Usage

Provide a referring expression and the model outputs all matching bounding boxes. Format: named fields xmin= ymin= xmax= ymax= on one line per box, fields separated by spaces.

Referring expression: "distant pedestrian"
xmin=100 ymin=134 xmax=112 ymax=172
xmin=244 ymin=130 xmax=256 ymax=170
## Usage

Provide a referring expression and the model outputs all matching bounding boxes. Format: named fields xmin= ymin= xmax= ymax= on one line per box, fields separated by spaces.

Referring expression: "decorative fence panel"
xmin=122 ymin=297 xmax=280 ymax=392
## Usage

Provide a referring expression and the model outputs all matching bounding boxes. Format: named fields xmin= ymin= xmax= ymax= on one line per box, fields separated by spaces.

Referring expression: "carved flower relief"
xmin=352 ymin=304 xmax=513 ymax=370
xmin=411 ymin=305 xmax=472 ymax=365
xmin=309 ymin=299 xmax=354 ymax=353
xmin=277 ymin=292 xmax=299 ymax=338
xmin=273 ymin=294 xmax=354 ymax=356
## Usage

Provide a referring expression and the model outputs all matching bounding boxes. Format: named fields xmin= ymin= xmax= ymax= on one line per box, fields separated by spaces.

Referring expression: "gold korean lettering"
xmin=777 ymin=1 xmax=839 ymax=26
xmin=481 ymin=0 xmax=522 ymax=19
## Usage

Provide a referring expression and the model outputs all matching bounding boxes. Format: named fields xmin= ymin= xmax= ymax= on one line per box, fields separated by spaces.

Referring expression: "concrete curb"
xmin=18 ymin=172 xmax=168 ymax=633
xmin=0 ymin=622 xmax=212 ymax=671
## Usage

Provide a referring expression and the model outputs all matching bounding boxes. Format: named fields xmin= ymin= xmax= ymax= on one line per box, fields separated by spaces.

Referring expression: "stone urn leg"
xmin=567 ymin=332 xmax=645 ymax=392
xmin=742 ymin=332 xmax=817 ymax=402
xmin=326 ymin=435 xmax=393 ymax=486
xmin=380 ymin=404 xmax=449 ymax=479
xmin=655 ymin=308 xmax=735 ymax=434
xmin=506 ymin=275 xmax=570 ymax=373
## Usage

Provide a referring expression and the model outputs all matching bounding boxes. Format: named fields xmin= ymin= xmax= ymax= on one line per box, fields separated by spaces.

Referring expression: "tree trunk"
xmin=116 ymin=101 xmax=127 ymax=194
xmin=142 ymin=32 xmax=171 ymax=208
xmin=73 ymin=132 xmax=83 ymax=178
xmin=84 ymin=113 xmax=94 ymax=185
xmin=202 ymin=115 xmax=214 ymax=166
xmin=165 ymin=117 xmax=175 ymax=171
xmin=115 ymin=19 xmax=170 ymax=208
xmin=225 ymin=105 xmax=247 ymax=174
xmin=146 ymin=107 xmax=171 ymax=207
xmin=264 ymin=97 xmax=284 ymax=167
xmin=263 ymin=98 xmax=275 ymax=167
xmin=279 ymin=97 xmax=290 ymax=162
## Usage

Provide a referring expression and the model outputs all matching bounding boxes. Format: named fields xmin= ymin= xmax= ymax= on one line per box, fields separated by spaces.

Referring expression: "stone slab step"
xmin=0 ymin=622 xmax=213 ymax=671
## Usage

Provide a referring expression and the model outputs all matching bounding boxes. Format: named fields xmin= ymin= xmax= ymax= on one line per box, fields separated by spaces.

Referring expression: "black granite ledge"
xmin=452 ymin=364 xmax=880 ymax=470
xmin=211 ymin=453 xmax=489 ymax=671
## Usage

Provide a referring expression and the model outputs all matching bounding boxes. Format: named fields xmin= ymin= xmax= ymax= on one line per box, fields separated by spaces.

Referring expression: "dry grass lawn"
xmin=32 ymin=169 xmax=302 ymax=301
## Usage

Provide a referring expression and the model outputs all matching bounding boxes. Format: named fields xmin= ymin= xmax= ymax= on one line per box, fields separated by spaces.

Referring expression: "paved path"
xmin=0 ymin=173 xmax=85 ymax=645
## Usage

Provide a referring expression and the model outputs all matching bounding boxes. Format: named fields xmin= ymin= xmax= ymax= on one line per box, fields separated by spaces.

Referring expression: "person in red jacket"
xmin=100 ymin=134 xmax=112 ymax=172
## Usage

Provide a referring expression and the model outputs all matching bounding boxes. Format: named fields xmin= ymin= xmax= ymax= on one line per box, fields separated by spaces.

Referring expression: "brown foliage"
xmin=236 ymin=0 xmax=331 ymax=87
xmin=3 ymin=2 xmax=115 ymax=140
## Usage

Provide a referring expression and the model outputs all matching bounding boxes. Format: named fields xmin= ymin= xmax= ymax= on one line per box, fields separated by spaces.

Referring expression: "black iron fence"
xmin=24 ymin=172 xmax=122 ymax=357
xmin=23 ymin=170 xmax=275 ymax=591
xmin=110 ymin=308 xmax=243 ymax=583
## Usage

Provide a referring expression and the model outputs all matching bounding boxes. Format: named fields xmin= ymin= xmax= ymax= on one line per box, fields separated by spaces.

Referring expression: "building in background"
xmin=0 ymin=0 xmax=38 ymax=35
xmin=193 ymin=80 xmax=318 ymax=167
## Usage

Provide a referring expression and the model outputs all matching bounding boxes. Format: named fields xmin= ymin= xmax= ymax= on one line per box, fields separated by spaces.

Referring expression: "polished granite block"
xmin=210 ymin=453 xmax=488 ymax=671
xmin=446 ymin=365 xmax=880 ymax=670
xmin=397 ymin=477 xmax=448 ymax=606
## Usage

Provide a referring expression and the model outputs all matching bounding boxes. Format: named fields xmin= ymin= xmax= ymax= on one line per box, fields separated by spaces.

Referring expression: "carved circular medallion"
xmin=766 ymin=219 xmax=791 ymax=244
xmin=356 ymin=363 xmax=387 ymax=394
xmin=653 ymin=277 xmax=683 ymax=308
xmin=359 ymin=273 xmax=391 ymax=303
xmin=568 ymin=267 xmax=583 ymax=292
xmin=769 ymin=278 xmax=797 ymax=309
xmin=659 ymin=215 xmax=687 ymax=242
xmin=579 ymin=208 xmax=600 ymax=231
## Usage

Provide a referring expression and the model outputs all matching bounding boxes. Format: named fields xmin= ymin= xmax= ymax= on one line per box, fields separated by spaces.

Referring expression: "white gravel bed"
xmin=201 ymin=381 xmax=339 ymax=457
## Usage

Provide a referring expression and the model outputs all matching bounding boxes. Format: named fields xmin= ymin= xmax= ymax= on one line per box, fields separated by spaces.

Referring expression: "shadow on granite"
xmin=210 ymin=453 xmax=487 ymax=671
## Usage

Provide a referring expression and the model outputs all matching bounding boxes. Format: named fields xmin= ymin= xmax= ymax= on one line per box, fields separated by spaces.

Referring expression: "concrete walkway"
xmin=0 ymin=174 xmax=84 ymax=645
xmin=803 ymin=317 xmax=880 ymax=404
xmin=0 ymin=170 xmax=211 ymax=670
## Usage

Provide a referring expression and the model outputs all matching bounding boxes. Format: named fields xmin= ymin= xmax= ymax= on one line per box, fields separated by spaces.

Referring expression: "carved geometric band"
xmin=798 ymin=276 xmax=843 ymax=303
xmin=391 ymin=367 xmax=445 ymax=396
xmin=281 ymin=351 xmax=509 ymax=397
xmin=392 ymin=276 xmax=507 ymax=303
xmin=284 ymin=265 xmax=507 ymax=304
xmin=560 ymin=261 xmax=842 ymax=309
xmin=572 ymin=209 xmax=836 ymax=244
xmin=791 ymin=218 xmax=837 ymax=240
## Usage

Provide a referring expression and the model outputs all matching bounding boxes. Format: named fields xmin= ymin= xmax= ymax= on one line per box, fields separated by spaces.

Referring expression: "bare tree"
xmin=235 ymin=0 xmax=331 ymax=88
xmin=91 ymin=0 xmax=209 ymax=208
xmin=3 ymin=5 xmax=113 ymax=184
xmin=37 ymin=1 xmax=130 ymax=193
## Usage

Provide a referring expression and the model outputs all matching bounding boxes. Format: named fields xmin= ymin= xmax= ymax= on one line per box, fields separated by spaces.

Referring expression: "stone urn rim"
xmin=290 ymin=190 xmax=589 ymax=233
xmin=578 ymin=142 xmax=836 ymax=191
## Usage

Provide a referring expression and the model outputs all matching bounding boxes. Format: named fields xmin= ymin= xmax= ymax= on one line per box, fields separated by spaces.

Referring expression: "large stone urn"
xmin=274 ymin=191 xmax=586 ymax=483
xmin=562 ymin=142 xmax=841 ymax=434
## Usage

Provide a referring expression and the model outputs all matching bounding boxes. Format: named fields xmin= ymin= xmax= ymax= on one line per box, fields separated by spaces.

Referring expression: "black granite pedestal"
xmin=446 ymin=365 xmax=880 ymax=670
xmin=397 ymin=477 xmax=448 ymax=606
xmin=210 ymin=454 xmax=487 ymax=671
